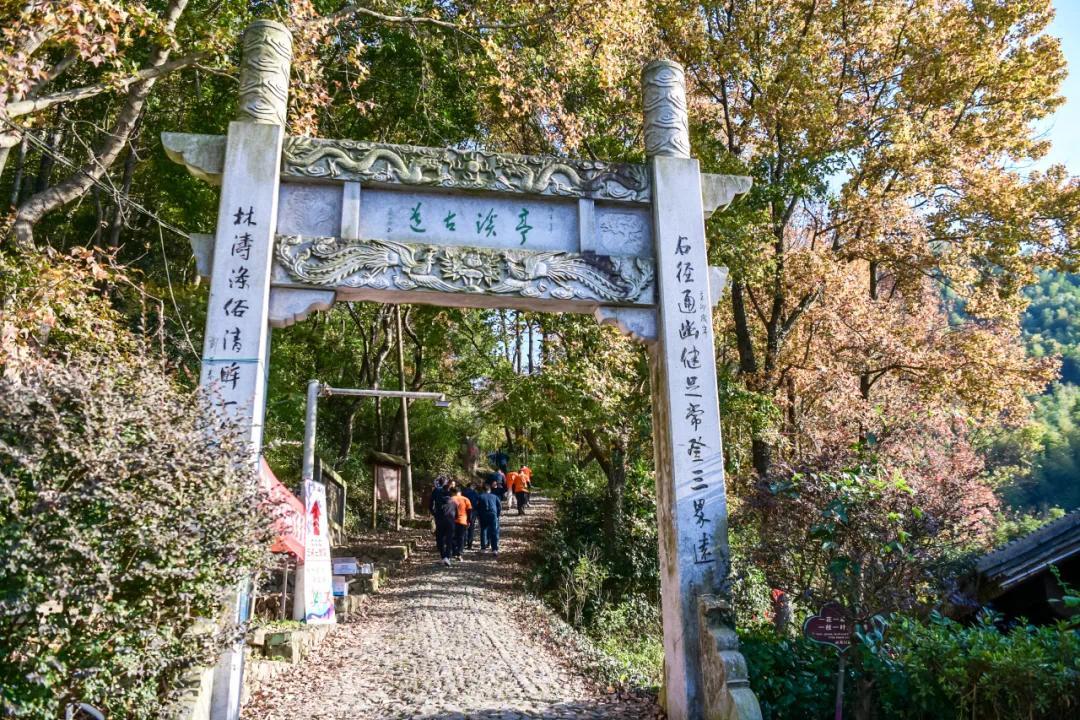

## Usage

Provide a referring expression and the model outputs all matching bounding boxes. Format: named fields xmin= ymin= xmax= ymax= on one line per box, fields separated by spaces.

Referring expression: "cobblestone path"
xmin=244 ymin=495 xmax=662 ymax=720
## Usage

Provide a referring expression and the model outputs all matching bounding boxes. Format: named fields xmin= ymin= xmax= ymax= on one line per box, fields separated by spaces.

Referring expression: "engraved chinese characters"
xmin=649 ymin=153 xmax=736 ymax=720
xmin=201 ymin=121 xmax=286 ymax=450
xmin=669 ymin=228 xmax=717 ymax=565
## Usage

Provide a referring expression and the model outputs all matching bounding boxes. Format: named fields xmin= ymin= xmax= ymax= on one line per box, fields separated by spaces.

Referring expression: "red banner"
xmin=260 ymin=457 xmax=305 ymax=559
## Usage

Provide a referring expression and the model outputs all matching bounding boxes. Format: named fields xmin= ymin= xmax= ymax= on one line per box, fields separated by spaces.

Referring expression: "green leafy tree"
xmin=0 ymin=355 xmax=271 ymax=717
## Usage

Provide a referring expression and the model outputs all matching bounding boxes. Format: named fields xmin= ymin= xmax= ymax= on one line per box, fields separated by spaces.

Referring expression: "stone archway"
xmin=164 ymin=20 xmax=761 ymax=720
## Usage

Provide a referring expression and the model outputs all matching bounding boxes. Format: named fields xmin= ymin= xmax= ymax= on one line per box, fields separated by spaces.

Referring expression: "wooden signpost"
xmin=804 ymin=603 xmax=855 ymax=720
xmin=166 ymin=20 xmax=761 ymax=720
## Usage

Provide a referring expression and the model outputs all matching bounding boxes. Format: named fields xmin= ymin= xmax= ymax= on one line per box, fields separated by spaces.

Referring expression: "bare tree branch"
xmin=3 ymin=51 xmax=211 ymax=120
xmin=12 ymin=0 xmax=191 ymax=247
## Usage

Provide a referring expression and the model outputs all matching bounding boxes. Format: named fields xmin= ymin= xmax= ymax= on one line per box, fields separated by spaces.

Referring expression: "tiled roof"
xmin=976 ymin=510 xmax=1080 ymax=591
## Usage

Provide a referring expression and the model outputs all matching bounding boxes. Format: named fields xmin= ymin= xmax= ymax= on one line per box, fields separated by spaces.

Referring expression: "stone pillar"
xmin=643 ymin=59 xmax=761 ymax=720
xmin=202 ymin=20 xmax=292 ymax=720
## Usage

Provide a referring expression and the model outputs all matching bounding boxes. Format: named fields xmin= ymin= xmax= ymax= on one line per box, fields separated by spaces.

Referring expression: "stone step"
xmin=334 ymin=592 xmax=367 ymax=619
xmin=334 ymin=543 xmax=412 ymax=564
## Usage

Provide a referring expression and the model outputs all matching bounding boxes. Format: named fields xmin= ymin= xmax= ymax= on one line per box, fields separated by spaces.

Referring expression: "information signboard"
xmin=332 ymin=557 xmax=359 ymax=575
xmin=803 ymin=603 xmax=853 ymax=650
xmin=375 ymin=465 xmax=400 ymax=502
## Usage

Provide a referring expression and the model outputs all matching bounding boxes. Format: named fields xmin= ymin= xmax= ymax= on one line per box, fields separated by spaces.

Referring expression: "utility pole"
xmin=395 ymin=305 xmax=415 ymax=520
xmin=301 ymin=381 xmax=448 ymax=532
xmin=301 ymin=379 xmax=320 ymax=482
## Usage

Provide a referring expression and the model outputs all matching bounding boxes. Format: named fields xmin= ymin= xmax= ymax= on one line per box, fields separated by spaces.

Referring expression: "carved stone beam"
xmin=273 ymin=235 xmax=656 ymax=315
xmin=161 ymin=132 xmax=752 ymax=212
xmin=701 ymin=174 xmax=753 ymax=218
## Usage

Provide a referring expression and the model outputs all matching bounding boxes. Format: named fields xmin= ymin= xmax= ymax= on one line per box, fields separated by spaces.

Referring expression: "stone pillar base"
xmin=697 ymin=595 xmax=763 ymax=720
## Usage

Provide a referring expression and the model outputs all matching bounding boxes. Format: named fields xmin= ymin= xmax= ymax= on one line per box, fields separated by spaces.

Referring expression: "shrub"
xmin=866 ymin=612 xmax=1080 ymax=720
xmin=742 ymin=611 xmax=1080 ymax=720
xmin=591 ymin=594 xmax=664 ymax=687
xmin=741 ymin=625 xmax=841 ymax=720
xmin=0 ymin=355 xmax=271 ymax=717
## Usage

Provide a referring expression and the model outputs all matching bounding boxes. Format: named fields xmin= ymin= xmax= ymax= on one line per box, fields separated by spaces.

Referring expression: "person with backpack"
xmin=434 ymin=481 xmax=457 ymax=566
xmin=461 ymin=482 xmax=481 ymax=551
xmin=429 ymin=476 xmax=448 ymax=555
xmin=488 ymin=469 xmax=508 ymax=511
xmin=446 ymin=486 xmax=472 ymax=561
xmin=475 ymin=480 xmax=502 ymax=555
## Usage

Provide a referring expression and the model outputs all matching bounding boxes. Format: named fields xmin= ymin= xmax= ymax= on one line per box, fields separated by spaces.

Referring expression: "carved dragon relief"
xmin=282 ymin=137 xmax=651 ymax=203
xmin=275 ymin=235 xmax=655 ymax=305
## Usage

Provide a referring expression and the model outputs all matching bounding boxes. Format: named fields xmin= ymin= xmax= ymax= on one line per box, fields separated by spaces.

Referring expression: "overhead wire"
xmin=4 ymin=117 xmax=202 ymax=360
xmin=2 ymin=117 xmax=191 ymax=239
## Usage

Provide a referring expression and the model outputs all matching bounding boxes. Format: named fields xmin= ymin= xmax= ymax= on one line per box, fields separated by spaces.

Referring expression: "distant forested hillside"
xmin=1024 ymin=271 xmax=1080 ymax=385
xmin=1010 ymin=271 xmax=1080 ymax=509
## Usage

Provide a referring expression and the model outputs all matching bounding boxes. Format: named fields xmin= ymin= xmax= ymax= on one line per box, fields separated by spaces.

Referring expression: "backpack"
xmin=441 ymin=496 xmax=459 ymax=524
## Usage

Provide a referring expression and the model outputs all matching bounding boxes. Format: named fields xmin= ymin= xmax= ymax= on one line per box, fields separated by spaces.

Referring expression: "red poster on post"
xmin=259 ymin=457 xmax=305 ymax=559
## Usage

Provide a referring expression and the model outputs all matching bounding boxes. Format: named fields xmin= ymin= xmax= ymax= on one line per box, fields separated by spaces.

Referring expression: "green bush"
xmin=0 ymin=355 xmax=272 ymax=718
xmin=742 ymin=612 xmax=1080 ymax=720
xmin=529 ymin=464 xmax=664 ymax=685
xmin=741 ymin=626 xmax=841 ymax=720
xmin=591 ymin=595 xmax=664 ymax=687
xmin=530 ymin=465 xmax=660 ymax=620
xmin=867 ymin=612 xmax=1080 ymax=720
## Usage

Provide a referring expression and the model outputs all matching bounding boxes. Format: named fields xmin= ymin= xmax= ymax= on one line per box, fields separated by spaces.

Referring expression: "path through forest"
xmin=243 ymin=496 xmax=662 ymax=720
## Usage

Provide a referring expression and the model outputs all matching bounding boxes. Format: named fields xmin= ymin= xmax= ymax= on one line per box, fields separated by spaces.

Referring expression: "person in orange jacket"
xmin=509 ymin=468 xmax=531 ymax=515
xmin=448 ymin=486 xmax=472 ymax=562
xmin=505 ymin=470 xmax=521 ymax=510
xmin=522 ymin=466 xmax=533 ymax=511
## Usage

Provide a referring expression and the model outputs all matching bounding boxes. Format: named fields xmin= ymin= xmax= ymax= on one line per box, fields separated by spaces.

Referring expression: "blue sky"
xmin=1042 ymin=1 xmax=1080 ymax=173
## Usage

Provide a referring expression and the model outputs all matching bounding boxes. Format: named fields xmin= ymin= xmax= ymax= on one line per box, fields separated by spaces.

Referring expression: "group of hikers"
xmin=427 ymin=465 xmax=532 ymax=566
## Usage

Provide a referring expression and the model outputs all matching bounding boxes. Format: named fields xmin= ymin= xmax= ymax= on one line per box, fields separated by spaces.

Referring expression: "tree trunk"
xmin=12 ymin=0 xmax=189 ymax=247
xmin=854 ymin=676 xmax=875 ymax=720
xmin=33 ymin=127 xmax=63 ymax=194
xmin=527 ymin=318 xmax=535 ymax=374
xmin=337 ymin=398 xmax=361 ymax=466
xmin=513 ymin=312 xmax=522 ymax=373
xmin=584 ymin=429 xmax=626 ymax=547
xmin=109 ymin=127 xmax=141 ymax=248
xmin=859 ymin=260 xmax=880 ymax=404
xmin=732 ymin=279 xmax=774 ymax=477
xmin=375 ymin=394 xmax=385 ymax=451
xmin=0 ymin=145 xmax=10 ymax=183
xmin=8 ymin=136 xmax=27 ymax=208
xmin=91 ymin=186 xmax=104 ymax=243
xmin=603 ymin=448 xmax=627 ymax=547
xmin=499 ymin=310 xmax=511 ymax=362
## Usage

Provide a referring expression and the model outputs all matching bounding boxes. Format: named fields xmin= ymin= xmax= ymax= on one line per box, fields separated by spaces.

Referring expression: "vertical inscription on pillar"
xmin=650 ymin=153 xmax=731 ymax=720
xmin=201 ymin=121 xmax=285 ymax=452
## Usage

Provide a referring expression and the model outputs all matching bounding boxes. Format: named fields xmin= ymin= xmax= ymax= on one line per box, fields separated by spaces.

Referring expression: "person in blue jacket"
xmin=475 ymin=480 xmax=502 ymax=555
